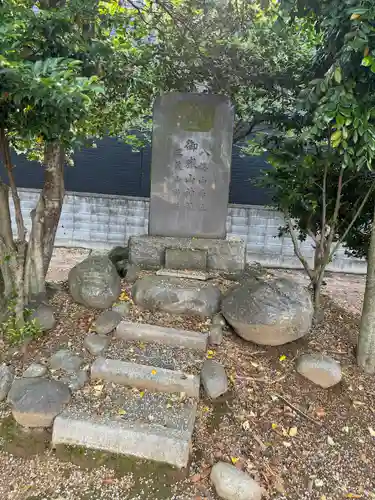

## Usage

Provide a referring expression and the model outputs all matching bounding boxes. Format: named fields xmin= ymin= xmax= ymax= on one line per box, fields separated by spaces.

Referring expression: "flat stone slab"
xmin=132 ymin=275 xmax=221 ymax=317
xmin=165 ymin=248 xmax=208 ymax=271
xmin=91 ymin=358 xmax=200 ymax=398
xmin=94 ymin=310 xmax=122 ymax=335
xmin=84 ymin=334 xmax=110 ymax=356
xmin=129 ymin=235 xmax=245 ymax=272
xmin=8 ymin=378 xmax=71 ymax=428
xmin=50 ymin=349 xmax=83 ymax=374
xmin=156 ymin=269 xmax=209 ymax=281
xmin=201 ymin=360 xmax=228 ymax=399
xmin=22 ymin=363 xmax=47 ymax=378
xmin=115 ymin=321 xmax=208 ymax=351
xmin=52 ymin=407 xmax=192 ymax=469
xmin=296 ymin=353 xmax=342 ymax=388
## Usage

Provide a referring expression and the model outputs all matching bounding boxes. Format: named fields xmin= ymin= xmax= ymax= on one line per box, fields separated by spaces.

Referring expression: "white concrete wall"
xmin=11 ymin=188 xmax=366 ymax=274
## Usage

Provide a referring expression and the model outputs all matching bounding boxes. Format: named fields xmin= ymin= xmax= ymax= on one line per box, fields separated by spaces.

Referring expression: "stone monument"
xmin=149 ymin=93 xmax=234 ymax=239
xmin=129 ymin=92 xmax=246 ymax=273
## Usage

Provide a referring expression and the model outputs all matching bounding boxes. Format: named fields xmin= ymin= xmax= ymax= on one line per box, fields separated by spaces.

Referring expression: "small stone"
xmin=209 ymin=325 xmax=223 ymax=346
xmin=29 ymin=303 xmax=56 ymax=331
xmin=0 ymin=364 xmax=14 ymax=401
xmin=61 ymin=370 xmax=88 ymax=392
xmin=23 ymin=363 xmax=47 ymax=378
xmin=212 ymin=313 xmax=226 ymax=327
xmin=50 ymin=349 xmax=83 ymax=374
xmin=84 ymin=334 xmax=110 ymax=356
xmin=211 ymin=462 xmax=263 ymax=500
xmin=94 ymin=310 xmax=122 ymax=335
xmin=201 ymin=360 xmax=228 ymax=399
xmin=8 ymin=378 xmax=71 ymax=428
xmin=112 ymin=301 xmax=131 ymax=317
xmin=125 ymin=263 xmax=140 ymax=283
xmin=296 ymin=353 xmax=342 ymax=388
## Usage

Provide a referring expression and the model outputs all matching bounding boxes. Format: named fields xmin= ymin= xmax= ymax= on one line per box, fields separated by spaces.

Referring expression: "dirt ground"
xmin=1 ymin=247 xmax=374 ymax=500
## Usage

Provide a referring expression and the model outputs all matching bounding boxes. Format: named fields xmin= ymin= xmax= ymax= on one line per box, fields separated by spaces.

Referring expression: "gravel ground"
xmin=1 ymin=247 xmax=373 ymax=500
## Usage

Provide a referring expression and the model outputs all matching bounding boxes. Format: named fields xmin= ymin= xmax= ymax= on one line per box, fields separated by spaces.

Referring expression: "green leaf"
xmin=334 ymin=67 xmax=342 ymax=84
xmin=361 ymin=56 xmax=372 ymax=67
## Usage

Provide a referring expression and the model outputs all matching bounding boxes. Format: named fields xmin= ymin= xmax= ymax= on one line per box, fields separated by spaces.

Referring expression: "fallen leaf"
xmin=315 ymin=407 xmax=326 ymax=418
xmin=151 ymin=369 xmax=157 ymax=375
xmin=118 ymin=409 xmax=126 ymax=415
xmin=231 ymin=457 xmax=239 ymax=464
xmin=315 ymin=479 xmax=324 ymax=487
xmin=368 ymin=427 xmax=375 ymax=437
xmin=279 ymin=355 xmax=287 ymax=361
xmin=346 ymin=494 xmax=363 ymax=499
xmin=139 ymin=391 xmax=145 ymax=398
xmin=342 ymin=426 xmax=350 ymax=433
xmin=350 ymin=13 xmax=361 ymax=20
xmin=242 ymin=420 xmax=250 ymax=431
xmin=321 ymin=496 xmax=327 ymax=500
xmin=271 ymin=423 xmax=278 ymax=430
xmin=327 ymin=436 xmax=335 ymax=446
xmin=282 ymin=441 xmax=291 ymax=448
xmin=289 ymin=427 xmax=298 ymax=437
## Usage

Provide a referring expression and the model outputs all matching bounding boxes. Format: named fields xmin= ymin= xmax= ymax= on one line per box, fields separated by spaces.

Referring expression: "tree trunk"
xmin=358 ymin=200 xmax=375 ymax=374
xmin=24 ymin=142 xmax=65 ymax=303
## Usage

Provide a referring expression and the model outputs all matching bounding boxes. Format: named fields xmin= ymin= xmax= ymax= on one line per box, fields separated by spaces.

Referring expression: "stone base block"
xmin=129 ymin=236 xmax=245 ymax=272
xmin=165 ymin=248 xmax=207 ymax=270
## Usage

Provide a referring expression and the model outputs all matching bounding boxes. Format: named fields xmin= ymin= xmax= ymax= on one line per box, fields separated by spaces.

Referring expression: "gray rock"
xmin=0 ymin=364 xmax=14 ymax=401
xmin=165 ymin=248 xmax=208 ymax=271
xmin=209 ymin=325 xmax=223 ymax=346
xmin=61 ymin=370 xmax=88 ymax=392
xmin=50 ymin=349 xmax=83 ymax=373
xmin=129 ymin=235 xmax=246 ymax=272
xmin=212 ymin=313 xmax=226 ymax=327
xmin=222 ymin=277 xmax=313 ymax=346
xmin=125 ymin=263 xmax=140 ymax=283
xmin=29 ymin=303 xmax=56 ymax=331
xmin=112 ymin=301 xmax=131 ymax=317
xmin=201 ymin=360 xmax=228 ymax=399
xmin=68 ymin=256 xmax=121 ymax=309
xmin=94 ymin=310 xmax=122 ymax=334
xmin=23 ymin=363 xmax=47 ymax=378
xmin=8 ymin=378 xmax=71 ymax=428
xmin=132 ymin=275 xmax=221 ymax=317
xmin=211 ymin=462 xmax=263 ymax=500
xmin=84 ymin=334 xmax=110 ymax=356
xmin=296 ymin=353 xmax=342 ymax=388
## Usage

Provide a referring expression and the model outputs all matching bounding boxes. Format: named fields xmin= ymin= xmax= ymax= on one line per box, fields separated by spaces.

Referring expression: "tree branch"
xmin=285 ymin=213 xmax=314 ymax=280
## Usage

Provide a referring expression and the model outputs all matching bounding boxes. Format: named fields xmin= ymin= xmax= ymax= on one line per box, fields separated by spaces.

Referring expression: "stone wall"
xmin=9 ymin=188 xmax=366 ymax=274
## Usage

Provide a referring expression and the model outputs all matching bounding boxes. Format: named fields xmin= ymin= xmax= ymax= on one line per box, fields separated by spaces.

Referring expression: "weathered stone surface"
xmin=112 ymin=301 xmax=131 ymax=317
xmin=108 ymin=246 xmax=129 ymax=277
xmin=296 ymin=354 xmax=342 ymax=388
xmin=132 ymin=275 xmax=221 ymax=317
xmin=209 ymin=325 xmax=223 ymax=346
xmin=61 ymin=370 xmax=88 ymax=392
xmin=165 ymin=248 xmax=208 ymax=271
xmin=30 ymin=303 xmax=56 ymax=331
xmin=129 ymin=235 xmax=246 ymax=272
xmin=91 ymin=358 xmax=200 ymax=398
xmin=53 ymin=408 xmax=192 ymax=469
xmin=125 ymin=263 xmax=140 ymax=284
xmin=68 ymin=256 xmax=121 ymax=309
xmin=212 ymin=313 xmax=226 ymax=327
xmin=23 ymin=363 xmax=47 ymax=378
xmin=94 ymin=310 xmax=122 ymax=335
xmin=149 ymin=93 xmax=234 ymax=239
xmin=156 ymin=268 xmax=209 ymax=281
xmin=201 ymin=360 xmax=228 ymax=399
xmin=50 ymin=349 xmax=83 ymax=373
xmin=211 ymin=462 xmax=263 ymax=500
xmin=222 ymin=278 xmax=313 ymax=346
xmin=0 ymin=364 xmax=14 ymax=401
xmin=115 ymin=321 xmax=208 ymax=351
xmin=84 ymin=334 xmax=110 ymax=356
xmin=8 ymin=378 xmax=71 ymax=428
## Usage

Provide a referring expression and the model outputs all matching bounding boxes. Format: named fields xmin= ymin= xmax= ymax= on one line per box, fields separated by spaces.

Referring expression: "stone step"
xmin=52 ymin=387 xmax=197 ymax=469
xmin=156 ymin=268 xmax=210 ymax=281
xmin=91 ymin=357 xmax=200 ymax=398
xmin=115 ymin=321 xmax=208 ymax=351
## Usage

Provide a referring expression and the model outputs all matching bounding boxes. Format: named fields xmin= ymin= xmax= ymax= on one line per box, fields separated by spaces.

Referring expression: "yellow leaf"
xmin=151 ymin=369 xmax=157 ymax=375
xmin=139 ymin=391 xmax=144 ymax=398
xmin=118 ymin=409 xmax=126 ymax=415
xmin=271 ymin=423 xmax=278 ymax=430
xmin=289 ymin=427 xmax=298 ymax=437
xmin=279 ymin=355 xmax=287 ymax=361
xmin=346 ymin=494 xmax=363 ymax=499
xmin=368 ymin=427 xmax=375 ymax=437
xmin=139 ymin=342 xmax=145 ymax=349
xmin=229 ymin=374 xmax=236 ymax=384
xmin=231 ymin=457 xmax=239 ymax=464
xmin=203 ymin=406 xmax=210 ymax=413
xmin=321 ymin=496 xmax=327 ymax=500
xmin=350 ymin=13 xmax=361 ymax=20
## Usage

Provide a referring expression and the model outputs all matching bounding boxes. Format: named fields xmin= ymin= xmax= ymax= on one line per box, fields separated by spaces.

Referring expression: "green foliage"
xmin=0 ymin=297 xmax=43 ymax=345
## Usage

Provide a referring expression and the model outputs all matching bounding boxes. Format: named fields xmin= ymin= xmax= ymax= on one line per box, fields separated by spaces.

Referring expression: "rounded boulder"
xmin=221 ymin=277 xmax=313 ymax=346
xmin=68 ymin=256 xmax=121 ymax=309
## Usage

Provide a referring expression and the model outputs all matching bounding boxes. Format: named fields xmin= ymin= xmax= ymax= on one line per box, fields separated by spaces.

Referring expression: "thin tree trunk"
xmin=24 ymin=142 xmax=65 ymax=302
xmin=358 ymin=200 xmax=375 ymax=373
